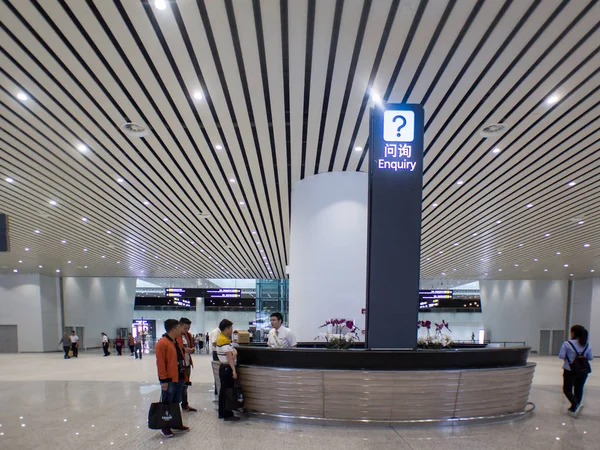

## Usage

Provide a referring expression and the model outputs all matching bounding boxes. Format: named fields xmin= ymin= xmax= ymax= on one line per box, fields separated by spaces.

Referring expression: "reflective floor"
xmin=0 ymin=352 xmax=597 ymax=449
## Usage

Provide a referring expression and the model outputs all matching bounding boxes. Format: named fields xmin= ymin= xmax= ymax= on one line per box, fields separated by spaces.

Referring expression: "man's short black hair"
xmin=180 ymin=317 xmax=192 ymax=326
xmin=164 ymin=319 xmax=180 ymax=333
xmin=270 ymin=312 xmax=283 ymax=322
xmin=219 ymin=319 xmax=233 ymax=332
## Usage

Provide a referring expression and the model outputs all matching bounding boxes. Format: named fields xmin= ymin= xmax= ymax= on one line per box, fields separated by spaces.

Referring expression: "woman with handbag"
xmin=558 ymin=325 xmax=593 ymax=417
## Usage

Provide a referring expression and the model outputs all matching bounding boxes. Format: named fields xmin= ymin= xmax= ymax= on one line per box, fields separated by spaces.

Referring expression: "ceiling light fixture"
xmin=568 ymin=181 xmax=576 ymax=187
xmin=19 ymin=260 xmax=23 ymax=263
xmin=154 ymin=0 xmax=167 ymax=10
xmin=457 ymin=180 xmax=463 ymax=185
xmin=61 ymin=240 xmax=67 ymax=244
xmin=371 ymin=92 xmax=381 ymax=103
xmin=545 ymin=233 xmax=550 ymax=237
xmin=102 ymin=256 xmax=106 ymax=259
xmin=107 ymin=231 xmax=112 ymax=234
xmin=544 ymin=269 xmax=548 ymax=272
xmin=49 ymin=200 xmax=57 ymax=206
xmin=592 ymin=270 xmax=596 ymax=273
xmin=496 ymin=220 xmax=502 ymax=224
xmin=5 ymin=177 xmax=14 ymax=183
xmin=239 ymin=201 xmax=245 ymax=206
xmin=229 ymin=178 xmax=236 ymax=183
xmin=117 ymin=178 xmax=124 ymax=183
xmin=193 ymin=91 xmax=203 ymax=100
xmin=25 ymin=247 xmax=29 ymax=252
xmin=215 ymin=145 xmax=223 ymax=150
xmin=13 ymin=269 xmax=18 ymax=273
xmin=34 ymin=230 xmax=40 ymax=234
xmin=82 ymin=218 xmax=88 ymax=222
xmin=578 ymin=221 xmax=584 ymax=225
xmin=564 ymin=264 xmax=569 ymax=267
xmin=546 ymin=95 xmax=559 ymax=105
xmin=163 ymin=218 xmax=169 ymax=221
xmin=83 ymin=248 xmax=88 ymax=252
xmin=143 ymin=201 xmax=150 ymax=206
xmin=526 ymin=204 xmax=533 ymax=208
xmin=492 ymin=147 xmax=501 ymax=154
xmin=584 ymin=243 xmax=590 ymax=248
xmin=355 ymin=147 xmax=363 ymax=152
xmin=56 ymin=269 xmax=60 ymax=273
xmin=68 ymin=261 xmax=71 ymax=264
xmin=77 ymin=144 xmax=87 ymax=152
xmin=39 ymin=265 xmax=43 ymax=268
xmin=17 ymin=92 xmax=28 ymax=101
xmin=534 ymin=258 xmax=538 ymax=262
xmin=556 ymin=252 xmax=561 ymax=255
xmin=432 ymin=203 xmax=438 ymax=208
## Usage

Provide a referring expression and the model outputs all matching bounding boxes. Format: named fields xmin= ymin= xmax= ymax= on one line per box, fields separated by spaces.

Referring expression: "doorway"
xmin=551 ymin=330 xmax=565 ymax=356
xmin=0 ymin=325 xmax=18 ymax=353
xmin=539 ymin=330 xmax=551 ymax=355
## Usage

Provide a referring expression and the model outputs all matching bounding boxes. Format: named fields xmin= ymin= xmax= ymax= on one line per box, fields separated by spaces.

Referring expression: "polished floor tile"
xmin=0 ymin=353 xmax=596 ymax=449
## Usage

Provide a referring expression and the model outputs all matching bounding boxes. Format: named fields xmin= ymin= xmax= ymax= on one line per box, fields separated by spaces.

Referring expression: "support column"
xmin=288 ymin=172 xmax=368 ymax=342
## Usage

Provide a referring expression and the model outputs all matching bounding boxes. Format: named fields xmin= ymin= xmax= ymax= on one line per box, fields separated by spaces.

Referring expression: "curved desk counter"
xmin=213 ymin=346 xmax=535 ymax=423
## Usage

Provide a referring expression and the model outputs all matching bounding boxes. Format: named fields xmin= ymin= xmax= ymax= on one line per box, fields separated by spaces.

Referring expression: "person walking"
xmin=155 ymin=319 xmax=190 ymax=438
xmin=134 ymin=334 xmax=143 ymax=360
xmin=177 ymin=318 xmax=197 ymax=412
xmin=115 ymin=335 xmax=124 ymax=356
xmin=128 ymin=333 xmax=135 ymax=356
xmin=558 ymin=325 xmax=593 ymax=417
xmin=59 ymin=332 xmax=70 ymax=359
xmin=216 ymin=319 xmax=240 ymax=422
xmin=101 ymin=332 xmax=111 ymax=356
xmin=69 ymin=330 xmax=79 ymax=358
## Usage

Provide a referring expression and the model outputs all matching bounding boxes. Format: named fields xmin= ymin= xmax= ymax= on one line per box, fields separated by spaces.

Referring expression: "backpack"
xmin=567 ymin=341 xmax=592 ymax=377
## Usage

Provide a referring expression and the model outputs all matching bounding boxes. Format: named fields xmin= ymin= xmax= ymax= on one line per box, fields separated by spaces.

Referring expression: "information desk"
xmin=212 ymin=346 xmax=535 ymax=423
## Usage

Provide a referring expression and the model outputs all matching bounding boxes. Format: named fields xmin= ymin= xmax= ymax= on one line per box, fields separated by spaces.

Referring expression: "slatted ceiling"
xmin=1 ymin=0 xmax=599 ymax=281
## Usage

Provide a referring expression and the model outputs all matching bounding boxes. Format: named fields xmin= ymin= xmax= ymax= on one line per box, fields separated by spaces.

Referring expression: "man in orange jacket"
xmin=155 ymin=319 xmax=190 ymax=438
xmin=177 ymin=318 xmax=197 ymax=412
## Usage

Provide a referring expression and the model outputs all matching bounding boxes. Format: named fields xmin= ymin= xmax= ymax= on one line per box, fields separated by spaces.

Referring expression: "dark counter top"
xmin=236 ymin=345 xmax=530 ymax=370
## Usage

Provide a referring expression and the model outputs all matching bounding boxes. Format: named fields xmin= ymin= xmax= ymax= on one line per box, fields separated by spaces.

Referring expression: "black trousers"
xmin=129 ymin=345 xmax=135 ymax=355
xmin=563 ymin=369 xmax=588 ymax=408
xmin=71 ymin=343 xmax=78 ymax=357
xmin=134 ymin=345 xmax=142 ymax=359
xmin=218 ymin=365 xmax=235 ymax=418
xmin=116 ymin=345 xmax=122 ymax=355
xmin=63 ymin=346 xmax=70 ymax=358
xmin=102 ymin=343 xmax=110 ymax=356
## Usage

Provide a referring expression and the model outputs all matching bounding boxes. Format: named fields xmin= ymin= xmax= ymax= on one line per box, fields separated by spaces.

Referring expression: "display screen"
xmin=134 ymin=297 xmax=196 ymax=308
xmin=164 ymin=288 xmax=243 ymax=298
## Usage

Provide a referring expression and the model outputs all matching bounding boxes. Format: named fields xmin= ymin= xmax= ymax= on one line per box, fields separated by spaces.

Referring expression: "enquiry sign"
xmin=379 ymin=109 xmax=418 ymax=172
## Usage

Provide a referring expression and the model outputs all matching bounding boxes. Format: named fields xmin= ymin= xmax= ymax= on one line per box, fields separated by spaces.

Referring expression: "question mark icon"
xmin=393 ymin=115 xmax=407 ymax=138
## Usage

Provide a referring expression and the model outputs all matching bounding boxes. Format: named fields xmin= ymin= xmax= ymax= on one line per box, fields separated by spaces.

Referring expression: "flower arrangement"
xmin=316 ymin=318 xmax=360 ymax=349
xmin=417 ymin=319 xmax=453 ymax=349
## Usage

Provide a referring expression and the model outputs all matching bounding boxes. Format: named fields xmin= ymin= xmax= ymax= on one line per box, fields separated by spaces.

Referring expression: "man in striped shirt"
xmin=216 ymin=319 xmax=240 ymax=422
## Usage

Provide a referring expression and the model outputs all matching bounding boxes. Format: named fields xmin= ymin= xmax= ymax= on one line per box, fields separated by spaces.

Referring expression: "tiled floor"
xmin=0 ymin=352 xmax=597 ymax=449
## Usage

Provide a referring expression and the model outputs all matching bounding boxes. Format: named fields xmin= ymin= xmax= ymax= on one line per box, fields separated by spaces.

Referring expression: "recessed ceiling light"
xmin=546 ymin=95 xmax=559 ymax=105
xmin=472 ymin=233 xmax=478 ymax=237
xmin=432 ymin=203 xmax=438 ymax=208
xmin=56 ymin=269 xmax=60 ymax=273
xmin=534 ymin=258 xmax=538 ymax=262
xmin=163 ymin=218 xmax=169 ymax=221
xmin=117 ymin=178 xmax=124 ymax=183
xmin=570 ymin=274 xmax=573 ymax=277
xmin=514 ymin=264 xmax=519 ymax=267
xmin=19 ymin=260 xmax=23 ymax=263
xmin=592 ymin=270 xmax=596 ymax=273
xmin=61 ymin=240 xmax=67 ymax=244
xmin=454 ymin=242 xmax=459 ymax=246
xmin=117 ymin=261 xmax=120 ymax=264
xmin=371 ymin=92 xmax=381 ymax=103
xmin=498 ymin=251 xmax=502 ymax=255
xmin=355 ymin=147 xmax=363 ymax=152
xmin=239 ymin=201 xmax=245 ymax=206
xmin=492 ymin=147 xmax=501 ymax=154
xmin=544 ymin=269 xmax=548 ymax=272
xmin=496 ymin=220 xmax=502 ymax=224
xmin=34 ymin=230 xmax=40 ymax=234
xmin=5 ymin=177 xmax=14 ymax=183
xmin=84 ymin=266 xmax=88 ymax=269
xmin=13 ymin=269 xmax=18 ymax=273
xmin=193 ymin=91 xmax=203 ymax=100
xmin=107 ymin=230 xmax=112 ymax=234
xmin=49 ymin=200 xmax=57 ymax=206
xmin=439 ymin=251 xmax=443 ymax=254
xmin=441 ymin=272 xmax=446 ymax=276
xmin=518 ymin=244 xmax=523 ymax=247
xmin=102 ymin=255 xmax=106 ymax=259
xmin=143 ymin=201 xmax=150 ymax=206
xmin=154 ymin=0 xmax=167 ymax=10
xmin=545 ymin=233 xmax=550 ymax=237
xmin=229 ymin=178 xmax=236 ymax=183
xmin=556 ymin=252 xmax=561 ymax=255
xmin=568 ymin=181 xmax=576 ymax=187
xmin=526 ymin=204 xmax=533 ymax=208
xmin=39 ymin=265 xmax=43 ymax=268
xmin=584 ymin=243 xmax=590 ymax=247
xmin=215 ymin=145 xmax=223 ymax=150
xmin=498 ymin=269 xmax=502 ymax=272
xmin=25 ymin=247 xmax=30 ymax=252
xmin=82 ymin=217 xmax=88 ymax=222
xmin=17 ymin=92 xmax=28 ymax=101
xmin=77 ymin=144 xmax=87 ymax=152
xmin=484 ymin=273 xmax=488 ymax=276
xmin=564 ymin=264 xmax=569 ymax=267
xmin=578 ymin=221 xmax=584 ymax=225
xmin=155 ymin=255 xmax=159 ymax=258
xmin=68 ymin=261 xmax=71 ymax=264
xmin=83 ymin=248 xmax=88 ymax=252
xmin=178 ymin=230 xmax=184 ymax=235
xmin=457 ymin=180 xmax=463 ymax=185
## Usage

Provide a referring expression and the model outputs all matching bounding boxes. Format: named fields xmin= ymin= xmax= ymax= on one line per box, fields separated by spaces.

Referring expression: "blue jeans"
xmin=161 ymin=381 xmax=184 ymax=405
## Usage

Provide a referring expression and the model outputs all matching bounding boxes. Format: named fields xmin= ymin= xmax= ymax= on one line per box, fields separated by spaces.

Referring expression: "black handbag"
xmin=225 ymin=384 xmax=244 ymax=410
xmin=148 ymin=396 xmax=183 ymax=430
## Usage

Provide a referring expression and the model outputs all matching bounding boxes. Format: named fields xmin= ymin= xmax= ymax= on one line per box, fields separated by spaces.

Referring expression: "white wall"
xmin=571 ymin=278 xmax=593 ymax=330
xmin=39 ymin=275 xmax=61 ymax=352
xmin=0 ymin=274 xmax=44 ymax=352
xmin=417 ymin=312 xmax=483 ymax=342
xmin=63 ymin=277 xmax=136 ymax=348
xmin=289 ymin=172 xmax=368 ymax=342
xmin=480 ymin=280 xmax=568 ymax=352
xmin=589 ymin=278 xmax=600 ymax=356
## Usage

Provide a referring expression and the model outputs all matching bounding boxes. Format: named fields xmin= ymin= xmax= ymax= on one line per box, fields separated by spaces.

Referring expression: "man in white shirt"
xmin=69 ymin=330 xmax=79 ymax=358
xmin=209 ymin=326 xmax=221 ymax=396
xmin=101 ymin=332 xmax=110 ymax=356
xmin=268 ymin=312 xmax=297 ymax=348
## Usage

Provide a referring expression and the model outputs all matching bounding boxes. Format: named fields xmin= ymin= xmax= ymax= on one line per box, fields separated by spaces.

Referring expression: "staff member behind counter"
xmin=267 ymin=312 xmax=297 ymax=349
